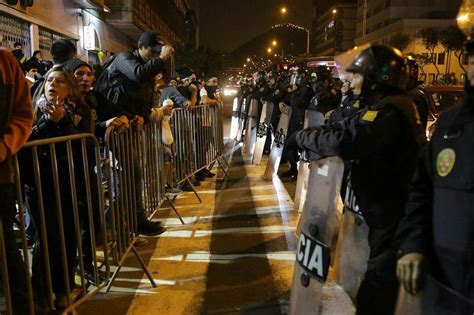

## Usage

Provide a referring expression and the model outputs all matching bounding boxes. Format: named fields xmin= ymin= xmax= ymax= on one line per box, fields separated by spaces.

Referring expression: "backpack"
xmin=93 ymin=54 xmax=119 ymax=100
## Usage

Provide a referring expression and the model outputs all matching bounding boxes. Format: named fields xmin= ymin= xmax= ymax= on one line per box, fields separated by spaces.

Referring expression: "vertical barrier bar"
xmin=50 ymin=143 xmax=72 ymax=306
xmin=31 ymin=147 xmax=55 ymax=309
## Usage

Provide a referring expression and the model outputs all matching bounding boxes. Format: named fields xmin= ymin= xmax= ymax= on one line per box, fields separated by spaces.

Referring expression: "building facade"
xmin=353 ymin=0 xmax=464 ymax=84
xmin=0 ymin=0 xmax=197 ymax=66
xmin=312 ymin=0 xmax=357 ymax=56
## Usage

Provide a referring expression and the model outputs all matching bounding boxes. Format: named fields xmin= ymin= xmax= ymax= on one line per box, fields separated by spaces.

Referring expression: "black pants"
xmin=356 ymin=223 xmax=400 ymax=315
xmin=26 ymin=172 xmax=78 ymax=305
xmin=0 ymin=184 xmax=29 ymax=314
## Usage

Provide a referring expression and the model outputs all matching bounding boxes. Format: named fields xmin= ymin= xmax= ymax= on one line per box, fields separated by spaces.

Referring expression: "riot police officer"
xmin=262 ymin=71 xmax=286 ymax=153
xmin=396 ymin=23 xmax=474 ymax=314
xmin=294 ymin=45 xmax=426 ymax=314
xmin=281 ymin=68 xmax=314 ymax=178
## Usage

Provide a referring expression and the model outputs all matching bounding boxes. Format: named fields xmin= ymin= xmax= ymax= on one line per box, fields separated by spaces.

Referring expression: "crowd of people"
xmin=2 ymin=31 xmax=223 ymax=314
xmin=236 ymin=44 xmax=472 ymax=314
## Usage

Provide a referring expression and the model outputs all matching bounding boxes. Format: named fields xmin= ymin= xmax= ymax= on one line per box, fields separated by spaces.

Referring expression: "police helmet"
xmin=346 ymin=45 xmax=408 ymax=91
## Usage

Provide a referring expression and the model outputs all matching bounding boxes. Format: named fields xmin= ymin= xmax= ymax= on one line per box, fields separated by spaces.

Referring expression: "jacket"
xmin=296 ymin=94 xmax=425 ymax=228
xmin=100 ymin=50 xmax=167 ymax=122
xmin=0 ymin=48 xmax=34 ymax=184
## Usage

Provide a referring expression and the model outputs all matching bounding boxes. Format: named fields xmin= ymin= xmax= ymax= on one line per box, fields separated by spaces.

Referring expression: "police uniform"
xmin=398 ymin=98 xmax=474 ymax=313
xmin=296 ymin=93 xmax=425 ymax=314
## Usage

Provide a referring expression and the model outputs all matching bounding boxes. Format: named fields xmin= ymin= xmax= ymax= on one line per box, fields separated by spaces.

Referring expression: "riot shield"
xmin=235 ymin=96 xmax=248 ymax=142
xmin=294 ymin=110 xmax=326 ymax=213
xmin=230 ymin=96 xmax=241 ymax=139
xmin=263 ymin=105 xmax=292 ymax=180
xmin=289 ymin=157 xmax=345 ymax=315
xmin=333 ymin=181 xmax=370 ymax=301
xmin=421 ymin=274 xmax=474 ymax=315
xmin=243 ymin=98 xmax=259 ymax=156
xmin=252 ymin=101 xmax=274 ymax=165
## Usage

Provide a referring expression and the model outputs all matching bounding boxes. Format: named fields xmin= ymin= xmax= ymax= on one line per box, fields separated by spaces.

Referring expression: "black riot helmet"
xmin=256 ymin=71 xmax=266 ymax=85
xmin=346 ymin=45 xmax=408 ymax=92
xmin=405 ymin=56 xmax=422 ymax=91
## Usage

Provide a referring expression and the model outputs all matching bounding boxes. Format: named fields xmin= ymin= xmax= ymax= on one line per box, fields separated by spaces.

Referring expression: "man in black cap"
xmin=95 ymin=31 xmax=174 ymax=236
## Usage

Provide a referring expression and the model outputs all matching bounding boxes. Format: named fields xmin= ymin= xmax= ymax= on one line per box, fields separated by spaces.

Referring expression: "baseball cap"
xmin=138 ymin=31 xmax=165 ymax=53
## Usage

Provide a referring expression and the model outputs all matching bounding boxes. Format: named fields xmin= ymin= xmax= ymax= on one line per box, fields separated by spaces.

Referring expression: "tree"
xmin=411 ymin=53 xmax=431 ymax=75
xmin=387 ymin=33 xmax=411 ymax=52
xmin=416 ymin=28 xmax=441 ymax=78
xmin=439 ymin=25 xmax=467 ymax=73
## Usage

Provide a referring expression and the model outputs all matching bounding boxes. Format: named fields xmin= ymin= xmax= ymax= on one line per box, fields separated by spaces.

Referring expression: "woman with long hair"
xmin=24 ymin=65 xmax=92 ymax=311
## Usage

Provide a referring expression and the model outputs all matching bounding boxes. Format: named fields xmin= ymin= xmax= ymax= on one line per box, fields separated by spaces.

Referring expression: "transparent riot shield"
xmin=289 ymin=156 xmax=345 ymax=315
xmin=243 ymin=98 xmax=259 ymax=156
xmin=252 ymin=101 xmax=274 ymax=165
xmin=263 ymin=105 xmax=292 ymax=180
xmin=235 ymin=96 xmax=248 ymax=142
xmin=230 ymin=96 xmax=241 ymax=139
xmin=333 ymin=181 xmax=370 ymax=301
xmin=294 ymin=110 xmax=326 ymax=213
xmin=394 ymin=286 xmax=422 ymax=315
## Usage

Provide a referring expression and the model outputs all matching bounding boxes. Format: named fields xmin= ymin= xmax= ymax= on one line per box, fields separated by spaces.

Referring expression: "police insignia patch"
xmin=436 ymin=148 xmax=456 ymax=177
xmin=362 ymin=110 xmax=378 ymax=122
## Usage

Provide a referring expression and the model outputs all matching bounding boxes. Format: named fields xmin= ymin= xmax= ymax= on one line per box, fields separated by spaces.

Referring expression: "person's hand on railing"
xmin=132 ymin=115 xmax=145 ymax=132
xmin=162 ymin=105 xmax=173 ymax=116
xmin=46 ymin=96 xmax=66 ymax=123
xmin=108 ymin=115 xmax=129 ymax=133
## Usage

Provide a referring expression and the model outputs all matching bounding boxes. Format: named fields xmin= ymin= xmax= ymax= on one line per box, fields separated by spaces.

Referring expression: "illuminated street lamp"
xmin=267 ymin=47 xmax=272 ymax=53
xmin=246 ymin=57 xmax=251 ymax=62
xmin=457 ymin=0 xmax=474 ymax=38
xmin=332 ymin=8 xmax=337 ymax=14
xmin=272 ymin=40 xmax=278 ymax=46
xmin=281 ymin=7 xmax=287 ymax=14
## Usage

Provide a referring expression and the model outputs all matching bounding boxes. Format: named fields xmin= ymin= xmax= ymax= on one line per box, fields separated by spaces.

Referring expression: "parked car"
xmin=410 ymin=85 xmax=464 ymax=139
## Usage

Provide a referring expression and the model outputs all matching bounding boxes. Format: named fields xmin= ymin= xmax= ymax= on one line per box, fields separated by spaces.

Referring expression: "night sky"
xmin=191 ymin=0 xmax=313 ymax=53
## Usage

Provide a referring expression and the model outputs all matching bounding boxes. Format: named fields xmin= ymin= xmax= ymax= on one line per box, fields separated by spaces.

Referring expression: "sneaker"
xmin=137 ymin=220 xmax=166 ymax=236
xmin=280 ymin=169 xmax=298 ymax=179
xmin=82 ymin=264 xmax=105 ymax=286
xmin=206 ymin=171 xmax=216 ymax=178
xmin=191 ymin=177 xmax=201 ymax=186
xmin=165 ymin=187 xmax=182 ymax=196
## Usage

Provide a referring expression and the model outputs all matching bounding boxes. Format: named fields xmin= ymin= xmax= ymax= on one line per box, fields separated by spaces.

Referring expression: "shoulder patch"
xmin=362 ymin=110 xmax=379 ymax=122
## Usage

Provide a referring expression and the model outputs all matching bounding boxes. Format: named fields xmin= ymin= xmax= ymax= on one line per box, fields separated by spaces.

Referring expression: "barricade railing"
xmin=1 ymin=105 xmax=228 ymax=314
xmin=103 ymin=122 xmax=163 ymax=291
xmin=171 ymin=105 xmax=229 ymax=197
xmin=2 ymin=134 xmax=110 ymax=314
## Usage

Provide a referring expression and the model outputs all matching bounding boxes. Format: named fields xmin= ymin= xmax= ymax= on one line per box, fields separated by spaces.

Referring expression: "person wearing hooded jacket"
xmin=294 ymin=45 xmax=426 ymax=314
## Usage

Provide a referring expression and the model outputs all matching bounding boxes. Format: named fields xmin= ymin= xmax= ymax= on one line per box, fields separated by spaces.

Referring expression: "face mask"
xmin=351 ymin=74 xmax=363 ymax=96
xmin=207 ymin=85 xmax=218 ymax=94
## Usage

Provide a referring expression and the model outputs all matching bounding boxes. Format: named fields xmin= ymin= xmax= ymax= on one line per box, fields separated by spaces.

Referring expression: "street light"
xmin=281 ymin=7 xmax=287 ymax=14
xmin=267 ymin=47 xmax=272 ymax=53
xmin=272 ymin=40 xmax=278 ymax=46
xmin=332 ymin=9 xmax=337 ymax=14
xmin=246 ymin=57 xmax=251 ymax=62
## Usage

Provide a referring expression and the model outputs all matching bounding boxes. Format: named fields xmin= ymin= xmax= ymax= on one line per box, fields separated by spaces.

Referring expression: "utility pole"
xmin=362 ymin=0 xmax=368 ymax=43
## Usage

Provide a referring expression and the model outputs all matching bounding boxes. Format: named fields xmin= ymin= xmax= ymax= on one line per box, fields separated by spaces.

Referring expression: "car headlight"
xmin=223 ymin=88 xmax=237 ymax=96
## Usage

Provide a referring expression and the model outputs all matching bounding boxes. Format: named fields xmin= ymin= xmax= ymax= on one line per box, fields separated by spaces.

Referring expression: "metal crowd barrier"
xmin=171 ymin=105 xmax=229 ymax=198
xmin=1 ymin=106 xmax=228 ymax=314
xmin=103 ymin=122 xmax=165 ymax=291
xmin=1 ymin=134 xmax=110 ymax=314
